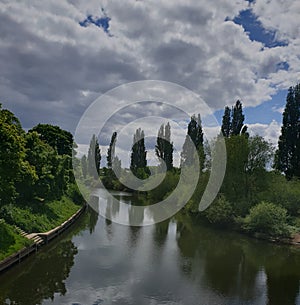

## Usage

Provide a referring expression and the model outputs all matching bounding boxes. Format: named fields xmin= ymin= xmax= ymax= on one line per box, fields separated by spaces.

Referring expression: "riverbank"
xmin=0 ymin=202 xmax=86 ymax=273
xmin=0 ymin=192 xmax=86 ymax=268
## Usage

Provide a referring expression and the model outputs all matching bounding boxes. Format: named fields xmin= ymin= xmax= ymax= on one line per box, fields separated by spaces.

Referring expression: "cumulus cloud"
xmin=248 ymin=120 xmax=281 ymax=146
xmin=0 ymin=0 xmax=299 ymax=136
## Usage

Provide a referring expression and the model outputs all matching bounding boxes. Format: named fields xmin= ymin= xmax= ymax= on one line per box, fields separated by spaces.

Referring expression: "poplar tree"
xmin=107 ymin=132 xmax=117 ymax=169
xmin=231 ymin=100 xmax=245 ymax=136
xmin=181 ymin=114 xmax=204 ymax=169
xmin=87 ymin=134 xmax=101 ymax=178
xmin=130 ymin=128 xmax=148 ymax=178
xmin=81 ymin=155 xmax=87 ymax=179
xmin=275 ymin=84 xmax=300 ymax=179
xmin=155 ymin=122 xmax=173 ymax=171
xmin=221 ymin=106 xmax=231 ymax=137
xmin=221 ymin=100 xmax=248 ymax=137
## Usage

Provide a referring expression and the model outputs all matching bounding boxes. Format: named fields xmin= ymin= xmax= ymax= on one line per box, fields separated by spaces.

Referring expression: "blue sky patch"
xmin=232 ymin=9 xmax=287 ymax=48
xmin=79 ymin=8 xmax=111 ymax=35
xmin=214 ymin=89 xmax=287 ymax=126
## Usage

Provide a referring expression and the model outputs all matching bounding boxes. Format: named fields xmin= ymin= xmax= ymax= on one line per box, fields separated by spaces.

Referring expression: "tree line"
xmin=0 ymin=105 xmax=80 ymax=207
xmin=83 ymin=85 xmax=300 ymax=183
xmin=79 ymin=83 xmax=300 ymax=238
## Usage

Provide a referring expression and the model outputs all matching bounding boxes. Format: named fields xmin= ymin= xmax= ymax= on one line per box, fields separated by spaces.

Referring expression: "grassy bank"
xmin=0 ymin=195 xmax=82 ymax=233
xmin=0 ymin=192 xmax=84 ymax=261
xmin=0 ymin=220 xmax=33 ymax=261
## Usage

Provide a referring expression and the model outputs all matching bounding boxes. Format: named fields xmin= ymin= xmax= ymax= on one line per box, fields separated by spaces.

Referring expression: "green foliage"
xmin=130 ymin=128 xmax=149 ymax=178
xmin=221 ymin=100 xmax=248 ymax=138
xmin=275 ymin=84 xmax=300 ymax=179
xmin=107 ymin=131 xmax=117 ymax=169
xmin=231 ymin=100 xmax=247 ymax=136
xmin=0 ymin=106 xmax=86 ymax=260
xmin=186 ymin=171 xmax=209 ymax=213
xmin=104 ymin=131 xmax=122 ymax=186
xmin=155 ymin=123 xmax=173 ymax=171
xmin=221 ymin=106 xmax=231 ymax=137
xmin=23 ymin=131 xmax=68 ymax=200
xmin=81 ymin=155 xmax=87 ymax=179
xmin=243 ymin=202 xmax=289 ymax=237
xmin=221 ymin=135 xmax=249 ymax=207
xmin=0 ymin=105 xmax=28 ymax=205
xmin=30 ymin=123 xmax=74 ymax=156
xmin=205 ymin=195 xmax=234 ymax=226
xmin=0 ymin=195 xmax=82 ymax=233
xmin=259 ymin=173 xmax=300 ymax=216
xmin=0 ymin=220 xmax=32 ymax=260
xmin=87 ymin=134 xmax=101 ymax=178
xmin=247 ymin=136 xmax=273 ymax=173
xmin=148 ymin=171 xmax=179 ymax=201
xmin=66 ymin=183 xmax=84 ymax=205
xmin=181 ymin=114 xmax=204 ymax=169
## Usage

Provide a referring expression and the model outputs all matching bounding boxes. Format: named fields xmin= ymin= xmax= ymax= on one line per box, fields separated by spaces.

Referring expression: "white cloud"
xmin=0 ymin=0 xmax=299 ymax=134
xmin=248 ymin=120 xmax=281 ymax=146
xmin=272 ymin=106 xmax=284 ymax=114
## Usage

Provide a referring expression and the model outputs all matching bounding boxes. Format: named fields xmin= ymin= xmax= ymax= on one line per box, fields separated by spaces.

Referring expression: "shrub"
xmin=243 ymin=201 xmax=289 ymax=237
xmin=204 ymin=195 xmax=234 ymax=226
xmin=259 ymin=173 xmax=300 ymax=216
xmin=66 ymin=183 xmax=84 ymax=205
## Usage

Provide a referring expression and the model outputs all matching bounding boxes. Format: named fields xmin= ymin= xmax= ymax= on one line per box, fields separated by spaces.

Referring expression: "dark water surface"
xmin=1 ymin=191 xmax=300 ymax=305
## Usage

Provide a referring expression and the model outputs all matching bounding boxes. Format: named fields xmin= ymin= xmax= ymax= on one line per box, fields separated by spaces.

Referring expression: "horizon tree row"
xmin=82 ymin=83 xmax=300 ymax=182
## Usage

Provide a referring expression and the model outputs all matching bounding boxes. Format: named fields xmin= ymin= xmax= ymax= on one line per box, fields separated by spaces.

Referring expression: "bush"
xmin=148 ymin=171 xmax=179 ymax=201
xmin=66 ymin=183 xmax=84 ymax=205
xmin=243 ymin=201 xmax=289 ymax=237
xmin=259 ymin=173 xmax=300 ymax=216
xmin=204 ymin=195 xmax=234 ymax=226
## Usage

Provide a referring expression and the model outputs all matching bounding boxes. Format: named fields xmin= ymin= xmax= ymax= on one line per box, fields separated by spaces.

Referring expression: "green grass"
xmin=0 ymin=220 xmax=33 ymax=261
xmin=0 ymin=195 xmax=82 ymax=233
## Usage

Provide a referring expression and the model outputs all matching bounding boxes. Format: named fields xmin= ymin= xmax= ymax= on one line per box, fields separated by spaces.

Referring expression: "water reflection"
xmin=0 ymin=235 xmax=78 ymax=304
xmin=264 ymin=246 xmax=300 ymax=305
xmin=1 ymin=192 xmax=300 ymax=305
xmin=153 ymin=219 xmax=170 ymax=247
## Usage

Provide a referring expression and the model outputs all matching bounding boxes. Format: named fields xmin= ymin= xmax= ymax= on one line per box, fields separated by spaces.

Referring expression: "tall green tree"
xmin=221 ymin=100 xmax=248 ymax=137
xmin=130 ymin=128 xmax=149 ymax=178
xmin=231 ymin=100 xmax=246 ymax=136
xmin=24 ymin=131 xmax=68 ymax=200
xmin=106 ymin=131 xmax=122 ymax=180
xmin=275 ymin=84 xmax=300 ymax=179
xmin=107 ymin=132 xmax=117 ymax=169
xmin=81 ymin=155 xmax=87 ymax=179
xmin=87 ymin=134 xmax=101 ymax=178
xmin=221 ymin=134 xmax=249 ymax=213
xmin=30 ymin=124 xmax=74 ymax=156
xmin=181 ymin=115 xmax=204 ymax=169
xmin=221 ymin=106 xmax=231 ymax=137
xmin=0 ymin=104 xmax=35 ymax=205
xmin=155 ymin=123 xmax=173 ymax=171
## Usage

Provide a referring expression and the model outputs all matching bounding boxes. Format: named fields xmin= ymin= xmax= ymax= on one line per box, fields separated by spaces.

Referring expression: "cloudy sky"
xmin=1 ymin=0 xmax=300 ymax=163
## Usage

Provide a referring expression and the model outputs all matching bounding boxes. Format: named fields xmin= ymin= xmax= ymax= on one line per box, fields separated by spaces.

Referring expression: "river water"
xmin=1 ymin=191 xmax=300 ymax=305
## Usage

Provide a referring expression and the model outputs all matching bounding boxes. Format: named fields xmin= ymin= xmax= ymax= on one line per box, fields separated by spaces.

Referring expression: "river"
xmin=1 ymin=190 xmax=300 ymax=305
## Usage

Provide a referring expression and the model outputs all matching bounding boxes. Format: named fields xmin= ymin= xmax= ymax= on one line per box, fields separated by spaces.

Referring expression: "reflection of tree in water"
xmin=0 ymin=239 xmax=77 ymax=305
xmin=234 ymin=240 xmax=300 ymax=305
xmin=263 ymin=246 xmax=300 ymax=305
xmin=127 ymin=205 xmax=143 ymax=247
xmin=153 ymin=219 xmax=170 ymax=248
xmin=175 ymin=215 xmax=261 ymax=301
xmin=0 ymin=209 xmax=97 ymax=305
xmin=105 ymin=196 xmax=114 ymax=240
xmin=88 ymin=206 xmax=99 ymax=234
